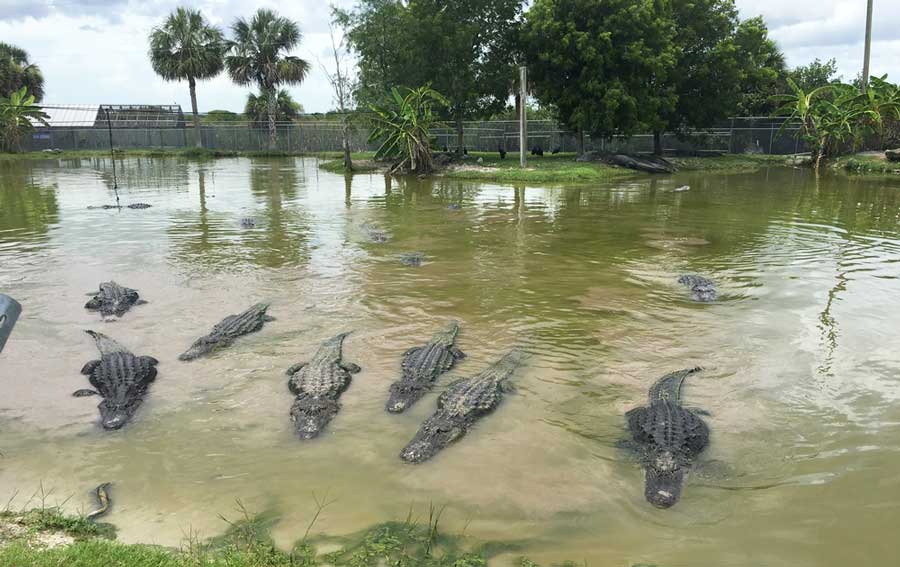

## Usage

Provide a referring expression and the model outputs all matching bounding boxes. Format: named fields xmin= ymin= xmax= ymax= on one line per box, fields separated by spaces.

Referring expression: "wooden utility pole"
xmin=519 ymin=66 xmax=527 ymax=168
xmin=862 ymin=0 xmax=874 ymax=92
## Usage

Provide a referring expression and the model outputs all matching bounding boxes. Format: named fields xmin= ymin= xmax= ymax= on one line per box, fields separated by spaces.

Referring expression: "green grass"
xmin=0 ymin=504 xmax=563 ymax=567
xmin=668 ymin=153 xmax=786 ymax=172
xmin=837 ymin=153 xmax=900 ymax=176
xmin=440 ymin=152 xmax=634 ymax=183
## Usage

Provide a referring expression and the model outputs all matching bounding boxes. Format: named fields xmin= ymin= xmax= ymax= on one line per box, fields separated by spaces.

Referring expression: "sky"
xmin=1 ymin=0 xmax=898 ymax=115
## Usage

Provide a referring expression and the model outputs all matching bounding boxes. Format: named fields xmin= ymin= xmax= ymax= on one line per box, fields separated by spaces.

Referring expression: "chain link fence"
xmin=22 ymin=113 xmax=806 ymax=155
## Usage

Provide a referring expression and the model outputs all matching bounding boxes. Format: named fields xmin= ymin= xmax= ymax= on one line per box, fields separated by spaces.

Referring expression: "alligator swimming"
xmin=623 ymin=367 xmax=710 ymax=508
xmin=386 ymin=321 xmax=465 ymax=413
xmin=77 ymin=330 xmax=159 ymax=430
xmin=179 ymin=303 xmax=274 ymax=361
xmin=87 ymin=203 xmax=153 ymax=210
xmin=678 ymin=274 xmax=718 ymax=302
xmin=286 ymin=332 xmax=361 ymax=439
xmin=85 ymin=281 xmax=145 ymax=318
xmin=362 ymin=223 xmax=389 ymax=243
xmin=399 ymin=252 xmax=426 ymax=267
xmin=240 ymin=217 xmax=256 ymax=228
xmin=400 ymin=349 xmax=524 ymax=463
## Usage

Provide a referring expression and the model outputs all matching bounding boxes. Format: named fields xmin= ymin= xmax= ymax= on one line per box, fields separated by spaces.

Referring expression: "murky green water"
xmin=2 ymin=156 xmax=900 ymax=565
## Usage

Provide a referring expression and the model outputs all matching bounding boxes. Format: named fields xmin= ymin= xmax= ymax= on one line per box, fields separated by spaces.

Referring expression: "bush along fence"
xmin=19 ymin=108 xmax=807 ymax=156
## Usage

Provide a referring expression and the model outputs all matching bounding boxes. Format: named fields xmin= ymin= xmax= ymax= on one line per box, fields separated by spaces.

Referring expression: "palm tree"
xmin=148 ymin=8 xmax=226 ymax=148
xmin=226 ymin=9 xmax=310 ymax=150
xmin=0 ymin=87 xmax=49 ymax=152
xmin=0 ymin=43 xmax=44 ymax=101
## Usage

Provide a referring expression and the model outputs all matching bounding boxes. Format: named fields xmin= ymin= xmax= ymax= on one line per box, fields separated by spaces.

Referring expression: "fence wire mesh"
xmin=10 ymin=105 xmax=807 ymax=155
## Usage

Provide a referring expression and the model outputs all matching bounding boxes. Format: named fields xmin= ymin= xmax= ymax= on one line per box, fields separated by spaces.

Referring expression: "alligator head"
xmin=643 ymin=450 xmax=686 ymax=509
xmin=290 ymin=395 xmax=341 ymax=439
xmin=98 ymin=398 xmax=140 ymax=430
xmin=386 ymin=381 xmax=428 ymax=413
xmin=178 ymin=336 xmax=221 ymax=361
xmin=690 ymin=283 xmax=718 ymax=303
xmin=399 ymin=412 xmax=464 ymax=463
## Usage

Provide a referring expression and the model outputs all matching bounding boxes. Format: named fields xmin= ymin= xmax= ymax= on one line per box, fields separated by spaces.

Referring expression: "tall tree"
xmin=319 ymin=17 xmax=356 ymax=171
xmin=650 ymin=0 xmax=744 ymax=153
xmin=522 ymin=0 xmax=676 ymax=145
xmin=338 ymin=0 xmax=521 ymax=153
xmin=149 ymin=8 xmax=226 ymax=148
xmin=733 ymin=17 xmax=787 ymax=116
xmin=226 ymin=9 xmax=311 ymax=150
xmin=0 ymin=43 xmax=44 ymax=101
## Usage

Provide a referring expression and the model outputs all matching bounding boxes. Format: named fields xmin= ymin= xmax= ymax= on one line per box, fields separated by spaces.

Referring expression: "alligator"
xmin=399 ymin=252 xmax=426 ymax=267
xmin=76 ymin=330 xmax=159 ymax=430
xmin=179 ymin=302 xmax=274 ymax=361
xmin=85 ymin=281 xmax=145 ymax=318
xmin=87 ymin=203 xmax=153 ymax=210
xmin=386 ymin=322 xmax=465 ymax=413
xmin=678 ymin=274 xmax=718 ymax=302
xmin=400 ymin=349 xmax=524 ymax=463
xmin=240 ymin=217 xmax=256 ymax=228
xmin=286 ymin=332 xmax=361 ymax=439
xmin=362 ymin=223 xmax=389 ymax=243
xmin=623 ymin=367 xmax=709 ymax=508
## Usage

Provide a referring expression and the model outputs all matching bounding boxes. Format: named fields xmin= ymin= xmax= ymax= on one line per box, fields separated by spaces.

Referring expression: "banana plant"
xmin=0 ymin=86 xmax=49 ymax=152
xmin=368 ymin=85 xmax=449 ymax=174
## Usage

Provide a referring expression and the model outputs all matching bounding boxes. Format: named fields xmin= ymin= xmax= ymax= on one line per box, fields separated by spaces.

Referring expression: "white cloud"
xmin=1 ymin=0 xmax=897 ymax=114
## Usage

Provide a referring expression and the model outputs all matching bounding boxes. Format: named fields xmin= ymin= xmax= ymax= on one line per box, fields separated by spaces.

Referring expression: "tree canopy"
xmin=522 ymin=0 xmax=789 ymax=152
xmin=0 ymin=43 xmax=44 ymax=102
xmin=337 ymin=0 xmax=521 ymax=149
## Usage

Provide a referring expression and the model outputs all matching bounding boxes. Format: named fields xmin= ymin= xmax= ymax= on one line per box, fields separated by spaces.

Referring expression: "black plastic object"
xmin=0 ymin=294 xmax=22 ymax=354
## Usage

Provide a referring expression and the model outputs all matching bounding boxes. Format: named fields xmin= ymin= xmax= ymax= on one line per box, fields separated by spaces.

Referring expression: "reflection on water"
xmin=2 ymin=157 xmax=900 ymax=566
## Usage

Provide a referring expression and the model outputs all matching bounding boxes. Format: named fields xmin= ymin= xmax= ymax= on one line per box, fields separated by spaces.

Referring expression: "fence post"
xmin=728 ymin=117 xmax=735 ymax=154
xmin=768 ymin=125 xmax=775 ymax=154
xmin=519 ymin=65 xmax=527 ymax=168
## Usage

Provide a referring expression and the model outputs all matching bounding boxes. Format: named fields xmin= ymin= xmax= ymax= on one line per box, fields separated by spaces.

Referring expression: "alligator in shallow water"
xmin=400 ymin=349 xmax=524 ymax=463
xmin=286 ymin=332 xmax=361 ymax=439
xmin=399 ymin=252 xmax=426 ymax=267
xmin=77 ymin=330 xmax=159 ymax=430
xmin=85 ymin=281 xmax=145 ymax=318
xmin=362 ymin=223 xmax=389 ymax=243
xmin=87 ymin=203 xmax=153 ymax=210
xmin=240 ymin=217 xmax=256 ymax=228
xmin=386 ymin=321 xmax=465 ymax=413
xmin=179 ymin=302 xmax=274 ymax=361
xmin=623 ymin=367 xmax=710 ymax=508
xmin=678 ymin=274 xmax=718 ymax=302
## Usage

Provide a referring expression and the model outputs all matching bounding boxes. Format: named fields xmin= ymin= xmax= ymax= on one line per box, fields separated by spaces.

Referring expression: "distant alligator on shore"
xmin=386 ymin=321 xmax=465 ymax=413
xmin=85 ymin=281 xmax=145 ymax=318
xmin=76 ymin=330 xmax=159 ymax=430
xmin=400 ymin=349 xmax=524 ymax=463
xmin=287 ymin=332 xmax=361 ymax=439
xmin=678 ymin=274 xmax=718 ymax=302
xmin=622 ymin=367 xmax=710 ymax=508
xmin=179 ymin=303 xmax=274 ymax=361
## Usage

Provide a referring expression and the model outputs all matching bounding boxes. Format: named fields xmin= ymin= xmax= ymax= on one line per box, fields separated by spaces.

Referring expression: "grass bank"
xmin=836 ymin=152 xmax=900 ymax=177
xmin=0 ymin=505 xmax=591 ymax=567
xmin=440 ymin=152 xmax=634 ymax=184
xmin=668 ymin=153 xmax=786 ymax=172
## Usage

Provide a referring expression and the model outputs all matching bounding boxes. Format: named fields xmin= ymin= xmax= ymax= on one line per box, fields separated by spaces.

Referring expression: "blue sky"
xmin=1 ymin=0 xmax=896 ymax=114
